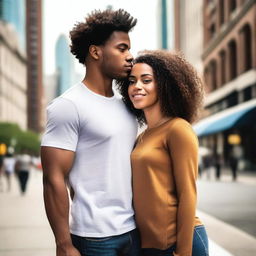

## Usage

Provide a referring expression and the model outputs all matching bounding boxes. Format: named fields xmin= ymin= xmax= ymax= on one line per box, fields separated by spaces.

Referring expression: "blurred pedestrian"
xmin=3 ymin=153 xmax=16 ymax=192
xmin=204 ymin=154 xmax=213 ymax=180
xmin=15 ymin=152 xmax=32 ymax=194
xmin=213 ymin=153 xmax=222 ymax=180
xmin=198 ymin=154 xmax=203 ymax=177
xmin=229 ymin=155 xmax=238 ymax=181
xmin=0 ymin=155 xmax=4 ymax=192
xmin=117 ymin=50 xmax=208 ymax=256
xmin=41 ymin=9 xmax=140 ymax=256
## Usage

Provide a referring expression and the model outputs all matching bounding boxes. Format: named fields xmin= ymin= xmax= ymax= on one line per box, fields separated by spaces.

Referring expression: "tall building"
xmin=157 ymin=0 xmax=174 ymax=49
xmin=0 ymin=0 xmax=26 ymax=49
xmin=55 ymin=34 xmax=74 ymax=95
xmin=174 ymin=0 xmax=204 ymax=73
xmin=26 ymin=0 xmax=44 ymax=132
xmin=193 ymin=0 xmax=256 ymax=170
xmin=0 ymin=21 xmax=27 ymax=129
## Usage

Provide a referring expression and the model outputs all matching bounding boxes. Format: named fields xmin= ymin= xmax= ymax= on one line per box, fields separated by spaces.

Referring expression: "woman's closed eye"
xmin=128 ymin=79 xmax=136 ymax=85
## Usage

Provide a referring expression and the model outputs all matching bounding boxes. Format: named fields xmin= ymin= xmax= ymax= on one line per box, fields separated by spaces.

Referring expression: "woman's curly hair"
xmin=69 ymin=9 xmax=137 ymax=64
xmin=116 ymin=50 xmax=204 ymax=125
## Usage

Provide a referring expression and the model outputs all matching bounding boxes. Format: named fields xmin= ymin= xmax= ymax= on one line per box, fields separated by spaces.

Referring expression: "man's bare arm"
xmin=41 ymin=146 xmax=80 ymax=256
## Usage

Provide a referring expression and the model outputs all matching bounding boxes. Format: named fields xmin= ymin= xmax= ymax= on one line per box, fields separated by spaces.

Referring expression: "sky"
xmin=43 ymin=0 xmax=174 ymax=76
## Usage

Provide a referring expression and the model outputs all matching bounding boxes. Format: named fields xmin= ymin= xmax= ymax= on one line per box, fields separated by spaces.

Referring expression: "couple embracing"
xmin=41 ymin=8 xmax=208 ymax=256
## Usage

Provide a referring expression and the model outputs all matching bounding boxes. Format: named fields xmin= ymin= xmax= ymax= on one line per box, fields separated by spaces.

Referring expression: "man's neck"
xmin=82 ymin=68 xmax=113 ymax=97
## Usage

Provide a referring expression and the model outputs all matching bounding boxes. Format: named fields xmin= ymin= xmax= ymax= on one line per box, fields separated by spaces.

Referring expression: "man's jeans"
xmin=141 ymin=225 xmax=209 ymax=256
xmin=71 ymin=229 xmax=141 ymax=256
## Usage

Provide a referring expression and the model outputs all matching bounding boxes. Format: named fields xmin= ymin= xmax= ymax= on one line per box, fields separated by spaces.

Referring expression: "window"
xmin=210 ymin=60 xmax=217 ymax=90
xmin=228 ymin=40 xmax=237 ymax=80
xmin=219 ymin=0 xmax=224 ymax=25
xmin=241 ymin=24 xmax=252 ymax=72
xmin=219 ymin=50 xmax=226 ymax=85
xmin=210 ymin=24 xmax=216 ymax=38
xmin=229 ymin=0 xmax=237 ymax=12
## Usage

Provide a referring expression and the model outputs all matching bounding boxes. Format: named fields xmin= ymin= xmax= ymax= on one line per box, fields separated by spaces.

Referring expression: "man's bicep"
xmin=41 ymin=146 xmax=75 ymax=178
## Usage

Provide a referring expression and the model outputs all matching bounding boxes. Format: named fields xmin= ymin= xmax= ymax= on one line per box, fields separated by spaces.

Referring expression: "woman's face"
xmin=128 ymin=63 xmax=159 ymax=111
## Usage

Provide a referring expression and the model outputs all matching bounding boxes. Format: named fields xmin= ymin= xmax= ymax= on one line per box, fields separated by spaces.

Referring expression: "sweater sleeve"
xmin=167 ymin=120 xmax=199 ymax=256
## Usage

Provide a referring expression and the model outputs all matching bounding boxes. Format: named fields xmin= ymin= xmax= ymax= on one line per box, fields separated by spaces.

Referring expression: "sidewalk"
xmin=199 ymin=167 xmax=256 ymax=186
xmin=0 ymin=169 xmax=255 ymax=256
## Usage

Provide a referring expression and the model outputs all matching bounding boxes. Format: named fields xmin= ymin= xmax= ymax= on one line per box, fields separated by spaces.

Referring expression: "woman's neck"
xmin=144 ymin=107 xmax=168 ymax=129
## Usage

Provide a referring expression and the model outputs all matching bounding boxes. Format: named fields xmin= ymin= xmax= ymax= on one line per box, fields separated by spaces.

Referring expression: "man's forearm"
xmin=43 ymin=176 xmax=72 ymax=248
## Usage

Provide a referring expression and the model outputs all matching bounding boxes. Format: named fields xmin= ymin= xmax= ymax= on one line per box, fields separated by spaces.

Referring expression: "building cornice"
xmin=204 ymin=69 xmax=256 ymax=106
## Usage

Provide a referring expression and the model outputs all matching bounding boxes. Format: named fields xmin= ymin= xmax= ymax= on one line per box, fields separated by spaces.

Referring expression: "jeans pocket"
xmin=71 ymin=234 xmax=87 ymax=255
xmin=193 ymin=226 xmax=209 ymax=256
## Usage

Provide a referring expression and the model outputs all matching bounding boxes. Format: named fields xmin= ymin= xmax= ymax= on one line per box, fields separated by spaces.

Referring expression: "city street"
xmin=198 ymin=169 xmax=256 ymax=237
xmin=0 ymin=170 xmax=55 ymax=256
xmin=197 ymin=168 xmax=256 ymax=256
xmin=0 ymin=169 xmax=256 ymax=256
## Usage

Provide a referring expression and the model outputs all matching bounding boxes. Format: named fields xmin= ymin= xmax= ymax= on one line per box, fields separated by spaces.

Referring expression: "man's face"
xmin=99 ymin=31 xmax=133 ymax=79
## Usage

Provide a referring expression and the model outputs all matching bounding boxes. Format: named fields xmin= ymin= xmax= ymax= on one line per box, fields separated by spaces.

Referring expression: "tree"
xmin=0 ymin=122 xmax=40 ymax=156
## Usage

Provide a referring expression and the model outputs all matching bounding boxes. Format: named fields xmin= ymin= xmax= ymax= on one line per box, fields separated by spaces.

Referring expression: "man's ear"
xmin=88 ymin=45 xmax=102 ymax=60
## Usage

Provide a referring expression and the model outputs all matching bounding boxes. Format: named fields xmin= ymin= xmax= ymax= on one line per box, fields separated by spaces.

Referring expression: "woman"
xmin=117 ymin=50 xmax=208 ymax=256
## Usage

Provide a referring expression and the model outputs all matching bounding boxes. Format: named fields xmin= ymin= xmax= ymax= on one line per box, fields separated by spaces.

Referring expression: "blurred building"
xmin=174 ymin=0 xmax=203 ymax=73
xmin=55 ymin=34 xmax=74 ymax=95
xmin=175 ymin=0 xmax=256 ymax=170
xmin=0 ymin=21 xmax=27 ymax=130
xmin=26 ymin=0 xmax=44 ymax=133
xmin=158 ymin=0 xmax=174 ymax=49
xmin=44 ymin=73 xmax=57 ymax=103
xmin=0 ymin=0 xmax=26 ymax=49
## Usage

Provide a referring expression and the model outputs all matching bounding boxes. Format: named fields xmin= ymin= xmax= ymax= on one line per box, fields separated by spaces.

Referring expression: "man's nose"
xmin=126 ymin=52 xmax=133 ymax=64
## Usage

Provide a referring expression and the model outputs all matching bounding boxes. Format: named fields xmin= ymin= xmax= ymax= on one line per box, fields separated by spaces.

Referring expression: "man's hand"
xmin=57 ymin=242 xmax=81 ymax=256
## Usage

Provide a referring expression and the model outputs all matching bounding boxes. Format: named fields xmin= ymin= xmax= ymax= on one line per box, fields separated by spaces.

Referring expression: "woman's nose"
xmin=134 ymin=81 xmax=142 ymax=89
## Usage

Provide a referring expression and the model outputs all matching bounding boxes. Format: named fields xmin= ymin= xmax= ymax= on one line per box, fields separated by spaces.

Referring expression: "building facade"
xmin=199 ymin=0 xmax=256 ymax=170
xmin=175 ymin=0 xmax=256 ymax=171
xmin=174 ymin=0 xmax=256 ymax=170
xmin=0 ymin=21 xmax=27 ymax=130
xmin=174 ymin=0 xmax=204 ymax=73
xmin=26 ymin=0 xmax=44 ymax=132
xmin=0 ymin=0 xmax=26 ymax=49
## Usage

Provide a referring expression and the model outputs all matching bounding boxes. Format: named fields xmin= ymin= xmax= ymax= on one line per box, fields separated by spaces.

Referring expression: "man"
xmin=41 ymin=9 xmax=139 ymax=256
xmin=15 ymin=151 xmax=32 ymax=194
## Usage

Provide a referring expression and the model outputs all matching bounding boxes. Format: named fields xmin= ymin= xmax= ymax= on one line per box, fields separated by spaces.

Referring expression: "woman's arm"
xmin=167 ymin=120 xmax=199 ymax=256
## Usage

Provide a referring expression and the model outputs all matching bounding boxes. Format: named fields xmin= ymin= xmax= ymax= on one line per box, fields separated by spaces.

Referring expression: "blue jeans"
xmin=141 ymin=225 xmax=209 ymax=256
xmin=71 ymin=229 xmax=141 ymax=256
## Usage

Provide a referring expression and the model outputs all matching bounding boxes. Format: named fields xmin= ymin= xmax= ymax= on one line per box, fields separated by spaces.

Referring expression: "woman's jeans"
xmin=71 ymin=228 xmax=141 ymax=256
xmin=141 ymin=225 xmax=209 ymax=256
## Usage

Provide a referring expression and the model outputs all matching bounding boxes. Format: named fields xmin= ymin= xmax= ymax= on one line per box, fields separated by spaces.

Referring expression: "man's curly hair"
xmin=116 ymin=50 xmax=204 ymax=125
xmin=69 ymin=9 xmax=137 ymax=64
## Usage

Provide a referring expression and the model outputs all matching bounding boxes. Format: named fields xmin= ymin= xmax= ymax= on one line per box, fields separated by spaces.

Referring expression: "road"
xmin=197 ymin=169 xmax=256 ymax=239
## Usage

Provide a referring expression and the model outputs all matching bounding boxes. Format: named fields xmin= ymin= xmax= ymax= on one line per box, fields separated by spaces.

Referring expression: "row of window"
xmin=204 ymin=23 xmax=252 ymax=91
xmin=206 ymin=0 xmax=247 ymax=41
xmin=206 ymin=84 xmax=256 ymax=116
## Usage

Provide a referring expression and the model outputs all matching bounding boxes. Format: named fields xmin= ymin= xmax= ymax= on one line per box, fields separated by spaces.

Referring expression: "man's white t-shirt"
xmin=41 ymin=83 xmax=138 ymax=237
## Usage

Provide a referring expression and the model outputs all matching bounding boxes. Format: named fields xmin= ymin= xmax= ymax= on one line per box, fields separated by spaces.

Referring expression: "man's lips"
xmin=124 ymin=65 xmax=132 ymax=70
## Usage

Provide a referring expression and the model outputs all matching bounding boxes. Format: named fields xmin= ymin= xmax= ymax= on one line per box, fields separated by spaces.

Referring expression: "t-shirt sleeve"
xmin=167 ymin=119 xmax=199 ymax=256
xmin=41 ymin=97 xmax=80 ymax=151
